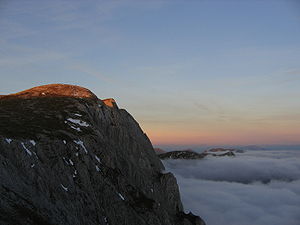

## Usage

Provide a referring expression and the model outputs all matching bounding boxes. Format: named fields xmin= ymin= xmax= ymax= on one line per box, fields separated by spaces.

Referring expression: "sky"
xmin=0 ymin=0 xmax=300 ymax=146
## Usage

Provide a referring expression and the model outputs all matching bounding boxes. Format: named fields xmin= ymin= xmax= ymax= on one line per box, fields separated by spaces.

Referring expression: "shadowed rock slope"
xmin=0 ymin=84 xmax=205 ymax=225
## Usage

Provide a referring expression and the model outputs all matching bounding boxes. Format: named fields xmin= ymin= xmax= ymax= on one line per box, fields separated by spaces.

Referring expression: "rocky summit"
xmin=0 ymin=84 xmax=205 ymax=225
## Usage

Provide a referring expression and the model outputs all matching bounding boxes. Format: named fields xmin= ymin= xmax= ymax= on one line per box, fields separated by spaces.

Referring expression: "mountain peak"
xmin=0 ymin=84 xmax=205 ymax=225
xmin=102 ymin=98 xmax=118 ymax=108
xmin=1 ymin=84 xmax=98 ymax=100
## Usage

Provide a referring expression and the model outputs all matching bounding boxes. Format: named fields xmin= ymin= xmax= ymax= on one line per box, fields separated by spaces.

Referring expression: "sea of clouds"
xmin=163 ymin=150 xmax=300 ymax=225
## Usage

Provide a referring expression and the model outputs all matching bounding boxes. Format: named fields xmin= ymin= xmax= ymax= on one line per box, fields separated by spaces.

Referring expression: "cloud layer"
xmin=163 ymin=150 xmax=300 ymax=225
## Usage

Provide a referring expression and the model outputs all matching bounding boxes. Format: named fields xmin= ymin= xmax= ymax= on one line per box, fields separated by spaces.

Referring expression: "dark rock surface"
xmin=0 ymin=84 xmax=205 ymax=225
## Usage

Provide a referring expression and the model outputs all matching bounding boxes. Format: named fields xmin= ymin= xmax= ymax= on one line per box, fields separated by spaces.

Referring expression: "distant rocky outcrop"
xmin=0 ymin=84 xmax=205 ymax=225
xmin=158 ymin=148 xmax=238 ymax=160
xmin=205 ymin=147 xmax=243 ymax=154
xmin=205 ymin=148 xmax=236 ymax=152
xmin=158 ymin=151 xmax=207 ymax=160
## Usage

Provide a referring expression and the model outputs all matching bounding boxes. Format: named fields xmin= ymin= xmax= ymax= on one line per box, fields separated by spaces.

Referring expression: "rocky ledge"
xmin=0 ymin=84 xmax=205 ymax=225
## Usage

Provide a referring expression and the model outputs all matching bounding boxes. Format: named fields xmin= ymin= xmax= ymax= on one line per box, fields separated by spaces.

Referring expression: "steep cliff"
xmin=0 ymin=84 xmax=205 ymax=225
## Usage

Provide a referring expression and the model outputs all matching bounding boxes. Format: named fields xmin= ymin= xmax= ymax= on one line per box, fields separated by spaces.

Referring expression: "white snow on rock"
xmin=73 ymin=169 xmax=78 ymax=178
xmin=63 ymin=140 xmax=67 ymax=144
xmin=21 ymin=142 xmax=32 ymax=156
xmin=69 ymin=159 xmax=74 ymax=166
xmin=96 ymin=165 xmax=100 ymax=172
xmin=67 ymin=118 xmax=90 ymax=127
xmin=74 ymin=113 xmax=82 ymax=117
xmin=117 ymin=193 xmax=125 ymax=201
xmin=73 ymin=140 xmax=88 ymax=154
xmin=61 ymin=184 xmax=68 ymax=192
xmin=70 ymin=125 xmax=81 ymax=132
xmin=31 ymin=163 xmax=35 ymax=168
xmin=5 ymin=138 xmax=12 ymax=144
xmin=32 ymin=151 xmax=39 ymax=159
xmin=62 ymin=157 xmax=74 ymax=166
xmin=62 ymin=157 xmax=69 ymax=165
xmin=29 ymin=140 xmax=36 ymax=146
xmin=104 ymin=217 xmax=108 ymax=224
xmin=95 ymin=155 xmax=101 ymax=163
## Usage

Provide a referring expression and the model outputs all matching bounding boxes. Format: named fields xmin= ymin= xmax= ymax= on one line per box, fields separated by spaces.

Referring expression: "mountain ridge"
xmin=0 ymin=84 xmax=205 ymax=225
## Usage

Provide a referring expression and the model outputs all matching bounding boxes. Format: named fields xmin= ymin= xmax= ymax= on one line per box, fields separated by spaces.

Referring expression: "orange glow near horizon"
xmin=141 ymin=120 xmax=300 ymax=146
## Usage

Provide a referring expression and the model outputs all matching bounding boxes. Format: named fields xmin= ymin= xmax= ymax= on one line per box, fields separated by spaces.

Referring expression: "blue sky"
xmin=1 ymin=0 xmax=300 ymax=145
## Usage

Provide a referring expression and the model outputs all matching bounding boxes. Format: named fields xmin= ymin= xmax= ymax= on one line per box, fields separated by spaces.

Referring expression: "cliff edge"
xmin=0 ymin=84 xmax=205 ymax=225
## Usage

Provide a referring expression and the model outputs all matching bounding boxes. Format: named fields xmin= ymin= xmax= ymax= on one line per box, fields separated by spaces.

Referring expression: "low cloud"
xmin=163 ymin=150 xmax=300 ymax=225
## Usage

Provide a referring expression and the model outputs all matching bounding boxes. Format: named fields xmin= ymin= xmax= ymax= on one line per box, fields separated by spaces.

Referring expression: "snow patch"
xmin=74 ymin=113 xmax=82 ymax=117
xmin=70 ymin=125 xmax=81 ymax=132
xmin=117 ymin=193 xmax=125 ymax=200
xmin=73 ymin=140 xmax=88 ymax=154
xmin=31 ymin=164 xmax=35 ymax=168
xmin=32 ymin=151 xmax=39 ymax=159
xmin=73 ymin=169 xmax=78 ymax=178
xmin=21 ymin=142 xmax=32 ymax=156
xmin=104 ymin=217 xmax=108 ymax=224
xmin=67 ymin=118 xmax=90 ymax=127
xmin=69 ymin=159 xmax=74 ymax=166
xmin=96 ymin=165 xmax=100 ymax=172
xmin=62 ymin=157 xmax=74 ymax=166
xmin=62 ymin=157 xmax=69 ymax=165
xmin=63 ymin=140 xmax=67 ymax=144
xmin=95 ymin=155 xmax=101 ymax=163
xmin=29 ymin=140 xmax=36 ymax=146
xmin=60 ymin=184 xmax=68 ymax=192
xmin=5 ymin=138 xmax=12 ymax=144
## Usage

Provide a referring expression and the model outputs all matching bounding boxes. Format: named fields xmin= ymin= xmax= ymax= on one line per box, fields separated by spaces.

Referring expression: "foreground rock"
xmin=0 ymin=84 xmax=205 ymax=225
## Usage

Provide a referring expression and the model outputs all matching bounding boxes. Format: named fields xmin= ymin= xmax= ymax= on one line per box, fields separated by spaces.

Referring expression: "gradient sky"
xmin=1 ymin=0 xmax=300 ymax=146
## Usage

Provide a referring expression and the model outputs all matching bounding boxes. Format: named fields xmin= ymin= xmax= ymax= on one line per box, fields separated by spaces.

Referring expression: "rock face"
xmin=0 ymin=84 xmax=205 ymax=225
